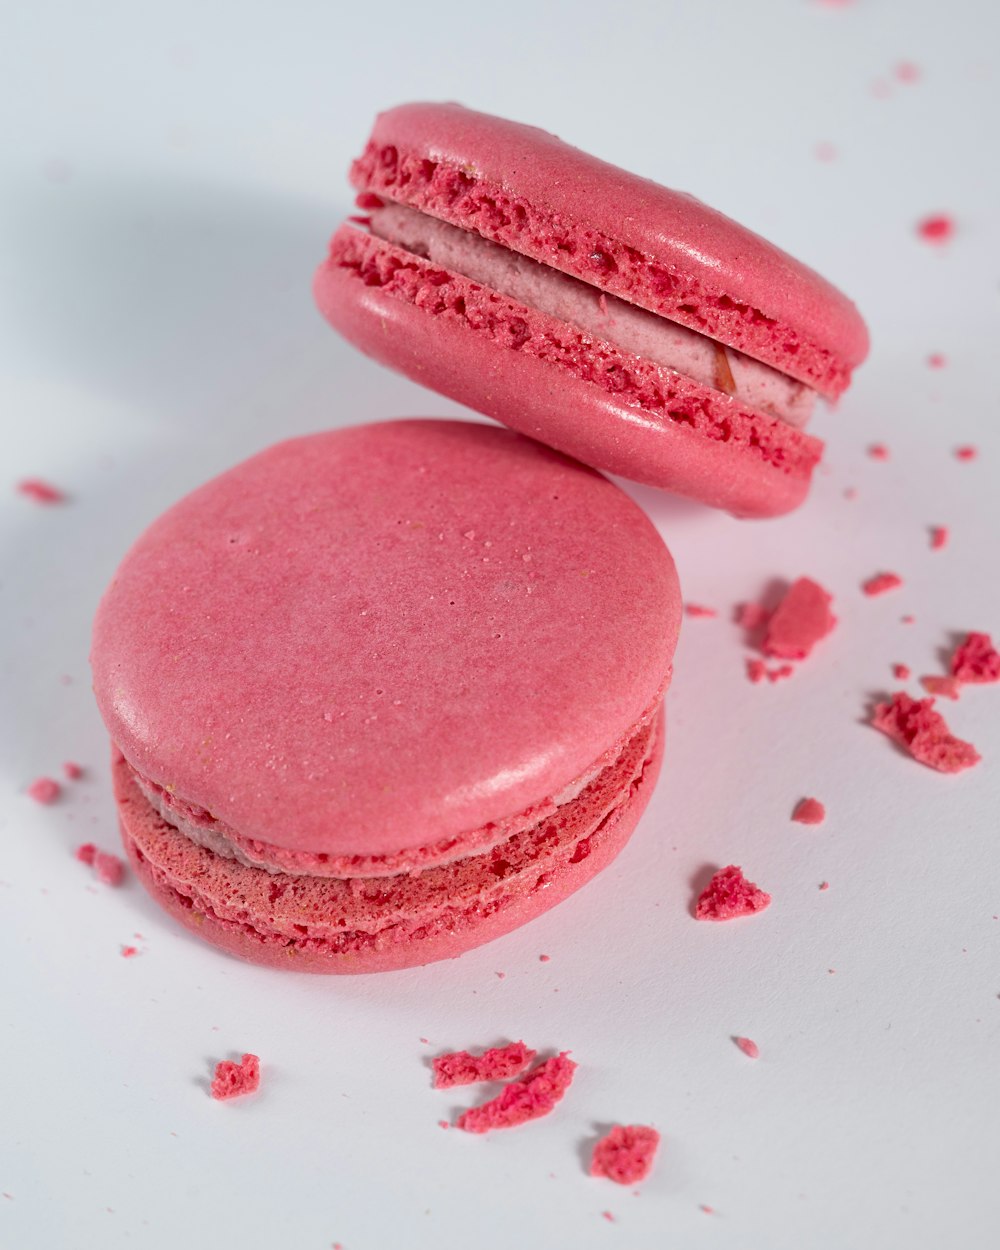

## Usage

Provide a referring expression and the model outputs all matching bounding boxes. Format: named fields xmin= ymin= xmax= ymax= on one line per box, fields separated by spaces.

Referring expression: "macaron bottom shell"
xmin=115 ymin=707 xmax=665 ymax=974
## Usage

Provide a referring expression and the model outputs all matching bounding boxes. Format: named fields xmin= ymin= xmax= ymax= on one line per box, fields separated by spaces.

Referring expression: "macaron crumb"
xmin=920 ymin=675 xmax=961 ymax=700
xmin=862 ymin=572 xmax=903 ymax=596
xmin=16 ymin=478 xmax=65 ymax=504
xmin=735 ymin=602 xmax=769 ymax=632
xmin=601 ymin=1211 xmax=615 ymax=1222
xmin=733 ymin=1036 xmax=760 ymax=1060
xmin=539 ymin=954 xmax=551 ymax=962
xmin=700 ymin=1204 xmax=715 ymax=1215
xmin=695 ymin=866 xmax=771 ymax=921
xmin=954 ymin=445 xmax=978 ymax=461
xmin=454 ymin=1052 xmax=576 ymax=1133
xmin=763 ymin=578 xmax=836 ymax=659
xmin=792 ymin=797 xmax=826 ymax=825
xmin=893 ymin=663 xmax=911 ymax=681
xmin=63 ymin=761 xmax=84 ymax=780
xmin=93 ymin=852 xmax=125 ymax=887
xmin=211 ymin=1053 xmax=260 ymax=1101
xmin=929 ymin=526 xmax=949 ymax=550
xmin=871 ymin=692 xmax=980 ymax=773
xmin=867 ymin=443 xmax=890 ymax=460
xmin=916 ymin=214 xmax=955 ymax=244
xmin=120 ymin=945 xmax=139 ymax=958
xmin=590 ymin=1125 xmax=660 ymax=1185
xmin=684 ymin=603 xmax=717 ymax=619
xmin=951 ymin=633 xmax=1000 ymax=683
xmin=927 ymin=353 xmax=947 ymax=368
xmin=819 ymin=881 xmax=830 ymax=891
xmin=26 ymin=776 xmax=60 ymax=804
xmin=746 ymin=659 xmax=794 ymax=684
xmin=432 ymin=1041 xmax=537 ymax=1089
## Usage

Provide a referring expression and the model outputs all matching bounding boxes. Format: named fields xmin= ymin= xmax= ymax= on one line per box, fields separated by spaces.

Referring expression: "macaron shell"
xmin=115 ymin=709 xmax=665 ymax=974
xmin=351 ymin=103 xmax=869 ymax=396
xmin=315 ymin=236 xmax=817 ymax=517
xmin=92 ymin=421 xmax=680 ymax=857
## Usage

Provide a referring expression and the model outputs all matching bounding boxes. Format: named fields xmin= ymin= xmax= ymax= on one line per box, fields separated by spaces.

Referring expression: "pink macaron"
xmin=314 ymin=103 xmax=869 ymax=519
xmin=91 ymin=420 xmax=680 ymax=973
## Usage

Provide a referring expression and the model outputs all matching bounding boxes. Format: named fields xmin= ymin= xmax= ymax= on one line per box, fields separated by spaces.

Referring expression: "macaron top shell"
xmin=351 ymin=103 xmax=869 ymax=397
xmin=91 ymin=421 xmax=680 ymax=860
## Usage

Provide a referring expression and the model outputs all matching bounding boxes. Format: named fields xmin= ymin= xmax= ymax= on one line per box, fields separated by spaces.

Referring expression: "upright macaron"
xmin=314 ymin=103 xmax=868 ymax=518
xmin=91 ymin=420 xmax=680 ymax=973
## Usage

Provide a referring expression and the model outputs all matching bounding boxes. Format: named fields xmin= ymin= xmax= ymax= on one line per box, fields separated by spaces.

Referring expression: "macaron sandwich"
xmin=92 ymin=104 xmax=866 ymax=972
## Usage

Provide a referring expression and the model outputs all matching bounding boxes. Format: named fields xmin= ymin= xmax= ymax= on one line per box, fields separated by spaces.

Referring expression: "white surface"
xmin=2 ymin=2 xmax=999 ymax=1247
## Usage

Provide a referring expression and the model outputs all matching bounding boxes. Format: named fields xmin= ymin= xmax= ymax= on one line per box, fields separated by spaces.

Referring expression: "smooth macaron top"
xmin=351 ymin=102 xmax=869 ymax=397
xmin=91 ymin=421 xmax=680 ymax=859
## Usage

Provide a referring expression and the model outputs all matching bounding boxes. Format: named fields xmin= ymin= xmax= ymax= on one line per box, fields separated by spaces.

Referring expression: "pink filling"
xmin=590 ymin=1125 xmax=661 ymax=1184
xmin=330 ymin=228 xmax=821 ymax=480
xmin=351 ymin=142 xmax=850 ymax=396
xmin=369 ymin=203 xmax=816 ymax=429
xmin=132 ymin=693 xmax=665 ymax=878
xmin=121 ymin=713 xmax=659 ymax=954
xmin=455 ymin=1053 xmax=576 ymax=1132
xmin=432 ymin=1041 xmax=537 ymax=1089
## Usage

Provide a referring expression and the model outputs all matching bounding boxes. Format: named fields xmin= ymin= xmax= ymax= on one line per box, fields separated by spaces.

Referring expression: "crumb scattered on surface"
xmin=700 ymin=1204 xmax=714 ymax=1215
xmin=26 ymin=777 xmax=60 ymax=804
xmin=954 ymin=445 xmax=977 ymax=461
xmin=696 ymin=866 xmax=771 ymax=921
xmin=819 ymin=881 xmax=830 ymax=891
xmin=211 ymin=1053 xmax=260 ymax=1100
xmin=893 ymin=663 xmax=911 ymax=681
xmin=746 ymin=659 xmax=794 ymax=684
xmin=736 ymin=602 xmax=769 ymax=632
xmin=814 ymin=141 xmax=837 ymax=162
xmin=17 ymin=478 xmax=65 ymax=504
xmin=601 ymin=1211 xmax=615 ymax=1222
xmin=764 ymin=578 xmax=836 ymax=659
xmin=62 ymin=761 xmax=84 ymax=780
xmin=733 ymin=1036 xmax=760 ymax=1059
xmin=927 ymin=353 xmax=947 ymax=368
xmin=455 ymin=1053 xmax=576 ymax=1133
xmin=539 ymin=954 xmax=550 ymax=962
xmin=863 ymin=572 xmax=903 ymax=596
xmin=929 ymin=526 xmax=948 ymax=551
xmin=951 ymin=633 xmax=1000 ymax=683
xmin=917 ymin=214 xmax=954 ymax=244
xmin=872 ymin=692 xmax=980 ymax=772
xmin=792 ymin=797 xmax=826 ymax=825
xmin=121 ymin=945 xmax=139 ymax=958
xmin=868 ymin=443 xmax=889 ymax=460
xmin=920 ymin=675 xmax=961 ymax=700
xmin=902 ymin=615 xmax=915 ymax=625
xmin=590 ymin=1125 xmax=660 ymax=1185
xmin=93 ymin=852 xmax=125 ymax=886
xmin=895 ymin=61 xmax=921 ymax=82
xmin=76 ymin=843 xmax=96 ymax=865
xmin=432 ymin=1041 xmax=537 ymax=1089
xmin=684 ymin=603 xmax=717 ymax=619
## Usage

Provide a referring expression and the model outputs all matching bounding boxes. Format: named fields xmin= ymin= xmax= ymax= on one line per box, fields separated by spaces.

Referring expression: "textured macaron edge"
xmin=350 ymin=103 xmax=869 ymax=397
xmin=115 ymin=707 xmax=666 ymax=973
xmin=315 ymin=229 xmax=819 ymax=517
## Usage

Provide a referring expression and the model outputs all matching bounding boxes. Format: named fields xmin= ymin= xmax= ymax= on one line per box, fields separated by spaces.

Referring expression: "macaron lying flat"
xmin=91 ymin=420 xmax=680 ymax=973
xmin=314 ymin=103 xmax=869 ymax=518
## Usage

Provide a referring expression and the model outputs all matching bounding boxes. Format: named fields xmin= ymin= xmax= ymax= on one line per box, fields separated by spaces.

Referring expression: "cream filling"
xmin=366 ymin=202 xmax=816 ymax=429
